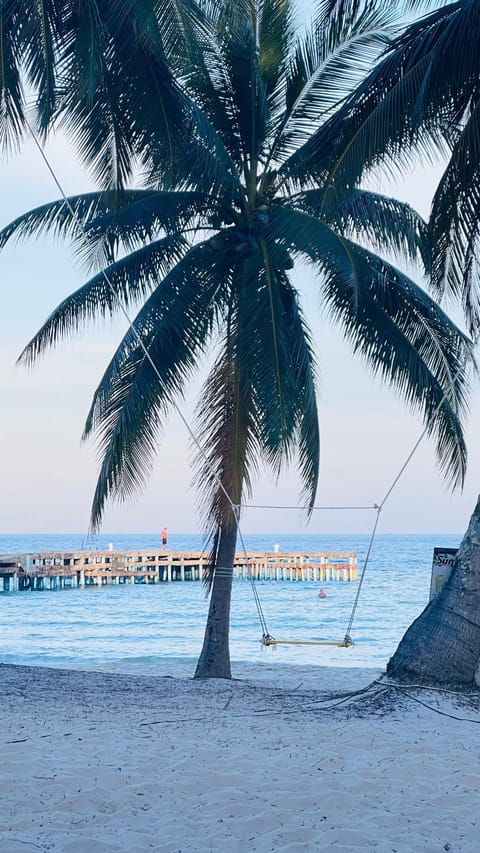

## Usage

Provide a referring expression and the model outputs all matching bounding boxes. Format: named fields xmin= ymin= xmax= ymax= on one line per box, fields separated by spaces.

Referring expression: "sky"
xmin=1 ymin=4 xmax=479 ymax=538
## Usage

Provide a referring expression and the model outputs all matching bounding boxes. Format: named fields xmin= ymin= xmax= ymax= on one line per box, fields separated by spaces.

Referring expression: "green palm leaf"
xmin=294 ymin=188 xmax=430 ymax=270
xmin=193 ymin=339 xmax=258 ymax=536
xmin=271 ymin=0 xmax=395 ymax=166
xmin=0 ymin=0 xmax=31 ymax=150
xmin=18 ymin=234 xmax=189 ymax=366
xmin=85 ymin=239 xmax=233 ymax=529
xmin=267 ymin=204 xmax=472 ymax=486
xmin=259 ymin=0 xmax=295 ymax=102
xmin=429 ymin=98 xmax=480 ymax=336
xmin=0 ymin=188 xmax=216 ymax=268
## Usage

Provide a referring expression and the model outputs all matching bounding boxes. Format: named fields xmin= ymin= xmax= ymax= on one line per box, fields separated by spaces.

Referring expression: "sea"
xmin=0 ymin=532 xmax=460 ymax=676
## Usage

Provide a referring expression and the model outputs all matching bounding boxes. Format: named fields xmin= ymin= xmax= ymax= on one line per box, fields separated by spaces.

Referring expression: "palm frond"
xmin=273 ymin=269 xmax=320 ymax=511
xmin=267 ymin=204 xmax=473 ymax=487
xmin=404 ymin=1 xmax=453 ymax=8
xmin=172 ymin=0 xmax=247 ymax=169
xmin=0 ymin=193 xmax=103 ymax=248
xmin=192 ymin=234 xmax=320 ymax=537
xmin=15 ymin=0 xmax=60 ymax=136
xmin=85 ymin=239 xmax=233 ymax=530
xmin=193 ymin=338 xmax=257 ymax=533
xmin=155 ymin=0 xmax=216 ymax=58
xmin=0 ymin=188 xmax=217 ymax=270
xmin=292 ymin=188 xmax=430 ymax=271
xmin=429 ymin=97 xmax=480 ymax=337
xmin=255 ymin=241 xmax=318 ymax=485
xmin=0 ymin=0 xmax=29 ymax=150
xmin=317 ymin=0 xmax=363 ymax=17
xmin=283 ymin=0 xmax=478 ymax=193
xmin=269 ymin=0 xmax=396 ymax=170
xmin=259 ymin=0 xmax=295 ymax=101
xmin=238 ymin=242 xmax=319 ymax=503
xmin=63 ymin=11 xmax=162 ymax=185
xmin=18 ymin=234 xmax=189 ymax=366
xmin=79 ymin=189 xmax=219 ymax=265
xmin=217 ymin=3 xmax=268 ymax=173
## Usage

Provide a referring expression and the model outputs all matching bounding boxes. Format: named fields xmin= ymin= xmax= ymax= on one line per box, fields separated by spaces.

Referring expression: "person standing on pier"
xmin=161 ymin=527 xmax=168 ymax=550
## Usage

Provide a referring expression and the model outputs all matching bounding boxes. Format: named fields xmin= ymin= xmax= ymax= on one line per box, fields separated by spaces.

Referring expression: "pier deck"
xmin=0 ymin=549 xmax=357 ymax=592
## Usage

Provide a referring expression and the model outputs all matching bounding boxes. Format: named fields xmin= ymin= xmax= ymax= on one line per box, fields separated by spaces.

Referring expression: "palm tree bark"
xmin=387 ymin=495 xmax=480 ymax=687
xmin=194 ymin=520 xmax=238 ymax=679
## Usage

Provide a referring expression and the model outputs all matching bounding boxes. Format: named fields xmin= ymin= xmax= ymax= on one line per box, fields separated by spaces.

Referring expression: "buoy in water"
xmin=318 ymin=588 xmax=327 ymax=599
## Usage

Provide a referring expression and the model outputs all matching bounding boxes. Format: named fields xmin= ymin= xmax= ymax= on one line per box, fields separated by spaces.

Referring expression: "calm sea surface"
xmin=0 ymin=532 xmax=460 ymax=674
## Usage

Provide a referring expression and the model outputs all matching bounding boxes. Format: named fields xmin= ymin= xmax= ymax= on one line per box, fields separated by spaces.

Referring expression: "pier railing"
xmin=0 ymin=550 xmax=357 ymax=591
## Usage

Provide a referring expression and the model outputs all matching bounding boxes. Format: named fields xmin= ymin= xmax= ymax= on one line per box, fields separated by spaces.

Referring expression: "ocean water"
xmin=0 ymin=532 xmax=460 ymax=675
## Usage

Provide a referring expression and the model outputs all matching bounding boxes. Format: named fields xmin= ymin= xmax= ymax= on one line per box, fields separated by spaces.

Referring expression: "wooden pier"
xmin=0 ymin=549 xmax=357 ymax=592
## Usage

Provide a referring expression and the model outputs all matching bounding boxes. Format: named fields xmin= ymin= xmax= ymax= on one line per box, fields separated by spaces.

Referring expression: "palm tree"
xmin=310 ymin=0 xmax=480 ymax=686
xmin=0 ymin=0 xmax=473 ymax=678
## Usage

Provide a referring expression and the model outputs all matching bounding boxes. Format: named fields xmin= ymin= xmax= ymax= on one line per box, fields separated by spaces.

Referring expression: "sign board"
xmin=429 ymin=547 xmax=458 ymax=600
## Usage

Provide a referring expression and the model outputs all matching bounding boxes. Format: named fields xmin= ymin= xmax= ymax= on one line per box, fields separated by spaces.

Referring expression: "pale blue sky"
xmin=1 ymin=3 xmax=479 ymax=537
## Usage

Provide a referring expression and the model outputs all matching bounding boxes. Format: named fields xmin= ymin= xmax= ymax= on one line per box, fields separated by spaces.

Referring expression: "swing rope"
xmin=234 ymin=506 xmax=271 ymax=639
xmin=343 ymin=504 xmax=382 ymax=645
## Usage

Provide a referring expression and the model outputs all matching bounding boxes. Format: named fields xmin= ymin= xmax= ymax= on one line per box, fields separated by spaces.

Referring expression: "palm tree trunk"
xmin=194 ymin=519 xmax=238 ymax=679
xmin=387 ymin=495 xmax=480 ymax=687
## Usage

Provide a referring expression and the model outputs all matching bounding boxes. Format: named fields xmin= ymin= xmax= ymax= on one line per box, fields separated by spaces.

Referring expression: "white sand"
xmin=1 ymin=661 xmax=479 ymax=852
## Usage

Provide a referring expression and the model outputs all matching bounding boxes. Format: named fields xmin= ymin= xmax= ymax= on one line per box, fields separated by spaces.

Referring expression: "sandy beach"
xmin=1 ymin=661 xmax=479 ymax=852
